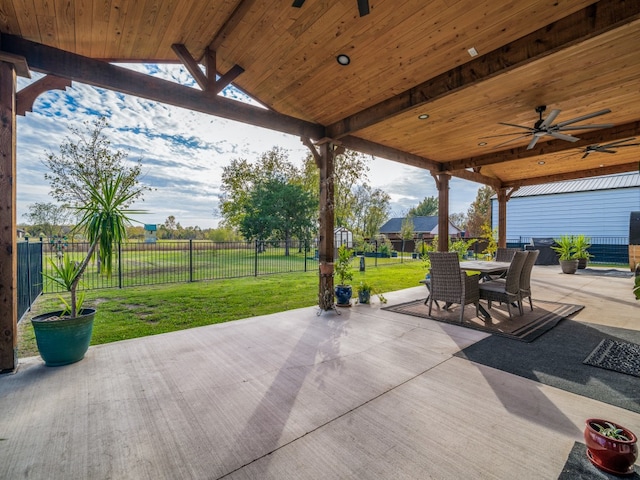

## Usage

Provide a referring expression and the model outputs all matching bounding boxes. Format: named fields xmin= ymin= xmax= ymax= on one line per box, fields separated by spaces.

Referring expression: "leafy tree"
xmin=239 ymin=178 xmax=316 ymax=255
xmin=24 ymin=202 xmax=70 ymax=238
xmin=351 ymin=184 xmax=391 ymax=238
xmin=408 ymin=196 xmax=438 ymax=216
xmin=206 ymin=226 xmax=243 ymax=242
xmin=161 ymin=215 xmax=178 ymax=239
xmin=219 ymin=147 xmax=301 ymax=230
xmin=466 ymin=186 xmax=494 ymax=237
xmin=449 ymin=212 xmax=468 ymax=231
xmin=332 ymin=150 xmax=371 ymax=228
xmin=43 ymin=117 xmax=150 ymax=208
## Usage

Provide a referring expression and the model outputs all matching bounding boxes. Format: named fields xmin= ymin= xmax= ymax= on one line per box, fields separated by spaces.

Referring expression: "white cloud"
xmin=16 ymin=65 xmax=479 ymax=229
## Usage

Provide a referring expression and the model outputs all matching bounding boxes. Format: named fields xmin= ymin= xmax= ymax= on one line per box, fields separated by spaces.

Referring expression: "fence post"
xmin=254 ymin=240 xmax=258 ymax=277
xmin=118 ymin=242 xmax=123 ymax=289
xmin=189 ymin=239 xmax=193 ymax=282
xmin=304 ymin=240 xmax=307 ymax=272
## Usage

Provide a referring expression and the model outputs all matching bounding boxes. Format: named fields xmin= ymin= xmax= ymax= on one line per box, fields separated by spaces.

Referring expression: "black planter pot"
xmin=560 ymin=259 xmax=579 ymax=274
xmin=31 ymin=308 xmax=96 ymax=366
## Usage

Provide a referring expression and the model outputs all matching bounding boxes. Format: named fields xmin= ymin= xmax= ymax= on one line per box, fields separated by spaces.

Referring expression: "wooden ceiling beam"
xmin=339 ymin=135 xmax=501 ymax=188
xmin=0 ymin=34 xmax=324 ymax=140
xmin=171 ymin=43 xmax=209 ymax=91
xmin=443 ymin=121 xmax=640 ymax=172
xmin=325 ymin=0 xmax=640 ymax=140
xmin=502 ymin=162 xmax=639 ymax=188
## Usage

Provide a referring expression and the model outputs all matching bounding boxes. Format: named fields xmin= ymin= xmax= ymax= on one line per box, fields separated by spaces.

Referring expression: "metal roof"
xmin=503 ymin=173 xmax=640 ymax=198
xmin=379 ymin=216 xmax=462 ymax=235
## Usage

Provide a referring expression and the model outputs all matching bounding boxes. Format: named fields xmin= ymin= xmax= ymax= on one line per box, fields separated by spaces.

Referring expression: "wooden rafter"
xmin=172 ymin=44 xmax=245 ymax=95
xmin=325 ymin=0 xmax=640 ymax=140
xmin=1 ymin=34 xmax=323 ymax=140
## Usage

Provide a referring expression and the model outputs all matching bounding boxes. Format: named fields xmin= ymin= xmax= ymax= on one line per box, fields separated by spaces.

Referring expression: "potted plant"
xmin=334 ymin=244 xmax=354 ymax=306
xmin=584 ymin=418 xmax=638 ymax=475
xmin=31 ymin=173 xmax=144 ymax=366
xmin=551 ymin=235 xmax=578 ymax=274
xmin=357 ymin=281 xmax=372 ymax=304
xmin=573 ymin=234 xmax=593 ymax=269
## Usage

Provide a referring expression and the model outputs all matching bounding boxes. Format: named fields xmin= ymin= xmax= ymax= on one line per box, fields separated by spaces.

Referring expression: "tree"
xmin=163 ymin=215 xmax=178 ymax=239
xmin=240 ymin=178 xmax=316 ymax=255
xmin=351 ymin=184 xmax=391 ymax=238
xmin=466 ymin=186 xmax=494 ymax=237
xmin=24 ymin=202 xmax=71 ymax=238
xmin=43 ymin=116 xmax=151 ymax=208
xmin=408 ymin=196 xmax=438 ymax=216
xmin=449 ymin=212 xmax=468 ymax=231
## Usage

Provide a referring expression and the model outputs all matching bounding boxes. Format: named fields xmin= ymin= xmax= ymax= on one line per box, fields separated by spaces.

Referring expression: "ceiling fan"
xmin=580 ymin=138 xmax=639 ymax=158
xmin=483 ymin=105 xmax=614 ymax=150
xmin=292 ymin=0 xmax=370 ymax=17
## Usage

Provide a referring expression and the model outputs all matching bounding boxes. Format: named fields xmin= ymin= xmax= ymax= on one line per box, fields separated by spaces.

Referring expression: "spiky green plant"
xmin=60 ymin=172 xmax=146 ymax=317
xmin=591 ymin=421 xmax=631 ymax=441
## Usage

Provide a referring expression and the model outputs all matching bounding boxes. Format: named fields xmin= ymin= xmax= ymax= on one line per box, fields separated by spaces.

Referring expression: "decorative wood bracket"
xmin=16 ymin=75 xmax=71 ymax=116
xmin=171 ymin=44 xmax=244 ymax=94
xmin=0 ymin=51 xmax=30 ymax=78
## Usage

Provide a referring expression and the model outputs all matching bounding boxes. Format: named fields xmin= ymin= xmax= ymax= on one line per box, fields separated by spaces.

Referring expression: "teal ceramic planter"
xmin=31 ymin=309 xmax=96 ymax=367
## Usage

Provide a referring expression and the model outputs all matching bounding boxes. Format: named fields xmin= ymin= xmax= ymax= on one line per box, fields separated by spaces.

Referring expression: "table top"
xmin=459 ymin=261 xmax=511 ymax=273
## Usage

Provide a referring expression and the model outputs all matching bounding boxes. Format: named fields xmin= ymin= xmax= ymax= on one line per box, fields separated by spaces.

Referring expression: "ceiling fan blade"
xmin=558 ymin=123 xmax=614 ymax=131
xmin=492 ymin=134 xmax=532 ymax=149
xmin=539 ymin=109 xmax=560 ymax=129
xmin=615 ymin=143 xmax=640 ymax=147
xmin=549 ymin=132 xmax=580 ymax=142
xmin=357 ymin=0 xmax=370 ymax=16
xmin=292 ymin=0 xmax=305 ymax=7
xmin=498 ymin=122 xmax=534 ymax=131
xmin=601 ymin=138 xmax=638 ymax=147
xmin=581 ymin=151 xmax=591 ymax=159
xmin=554 ymin=108 xmax=611 ymax=128
xmin=526 ymin=136 xmax=541 ymax=150
xmin=600 ymin=149 xmax=618 ymax=154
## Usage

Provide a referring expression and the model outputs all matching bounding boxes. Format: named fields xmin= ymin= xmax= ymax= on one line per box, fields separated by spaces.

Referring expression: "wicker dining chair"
xmin=427 ymin=252 xmax=480 ymax=323
xmin=479 ymin=250 xmax=528 ymax=319
xmin=519 ymin=249 xmax=540 ymax=311
xmin=495 ymin=247 xmax=519 ymax=262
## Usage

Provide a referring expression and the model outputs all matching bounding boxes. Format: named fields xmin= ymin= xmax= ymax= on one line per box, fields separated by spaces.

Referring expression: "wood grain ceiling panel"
xmin=1 ymin=0 xmax=638 ymax=187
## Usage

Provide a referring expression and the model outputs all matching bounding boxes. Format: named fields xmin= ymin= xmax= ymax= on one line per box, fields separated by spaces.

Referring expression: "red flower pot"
xmin=584 ymin=418 xmax=638 ymax=475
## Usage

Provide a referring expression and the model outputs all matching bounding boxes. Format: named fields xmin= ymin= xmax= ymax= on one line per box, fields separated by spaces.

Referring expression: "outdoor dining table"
xmin=459 ymin=260 xmax=511 ymax=278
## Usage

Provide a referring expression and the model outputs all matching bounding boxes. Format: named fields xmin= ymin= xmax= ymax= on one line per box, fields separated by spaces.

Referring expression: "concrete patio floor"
xmin=1 ymin=266 xmax=638 ymax=479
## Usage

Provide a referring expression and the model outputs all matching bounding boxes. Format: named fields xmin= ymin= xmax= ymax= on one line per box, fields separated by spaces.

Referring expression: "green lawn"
xmin=19 ymin=261 xmax=427 ymax=358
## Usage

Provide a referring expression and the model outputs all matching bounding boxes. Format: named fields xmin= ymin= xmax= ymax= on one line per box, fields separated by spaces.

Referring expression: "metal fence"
xmin=17 ymin=240 xmax=43 ymax=321
xmin=21 ymin=235 xmax=632 ymax=299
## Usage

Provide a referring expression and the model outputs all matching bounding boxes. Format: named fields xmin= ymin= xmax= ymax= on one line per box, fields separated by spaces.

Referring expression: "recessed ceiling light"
xmin=467 ymin=47 xmax=478 ymax=57
xmin=336 ymin=54 xmax=350 ymax=66
xmin=478 ymin=142 xmax=487 ymax=146
xmin=418 ymin=114 xmax=429 ymax=120
xmin=538 ymin=161 xmax=545 ymax=165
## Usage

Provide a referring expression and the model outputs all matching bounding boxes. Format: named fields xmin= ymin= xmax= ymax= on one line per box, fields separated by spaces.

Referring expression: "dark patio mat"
xmin=558 ymin=442 xmax=639 ymax=479
xmin=383 ymin=298 xmax=583 ymax=342
xmin=456 ymin=320 xmax=640 ymax=413
xmin=583 ymin=338 xmax=640 ymax=377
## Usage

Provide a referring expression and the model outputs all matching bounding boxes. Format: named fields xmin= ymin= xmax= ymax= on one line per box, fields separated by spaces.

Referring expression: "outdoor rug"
xmin=382 ymin=298 xmax=583 ymax=342
xmin=558 ymin=442 xmax=639 ymax=479
xmin=576 ymin=268 xmax=634 ymax=278
xmin=456 ymin=320 xmax=640 ymax=413
xmin=583 ymin=338 xmax=640 ymax=378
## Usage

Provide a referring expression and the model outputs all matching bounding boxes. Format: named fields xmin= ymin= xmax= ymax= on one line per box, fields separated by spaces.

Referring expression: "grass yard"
xmin=19 ymin=261 xmax=427 ymax=358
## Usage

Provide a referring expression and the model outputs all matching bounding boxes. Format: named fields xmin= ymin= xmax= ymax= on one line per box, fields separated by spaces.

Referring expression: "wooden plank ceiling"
xmin=0 ymin=0 xmax=639 ymax=188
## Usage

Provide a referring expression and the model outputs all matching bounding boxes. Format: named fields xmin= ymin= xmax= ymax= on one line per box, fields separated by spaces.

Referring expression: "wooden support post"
xmin=497 ymin=188 xmax=507 ymax=248
xmin=496 ymin=187 xmax=518 ymax=248
xmin=0 ymin=61 xmax=18 ymax=373
xmin=433 ymin=173 xmax=450 ymax=252
xmin=317 ymin=142 xmax=335 ymax=310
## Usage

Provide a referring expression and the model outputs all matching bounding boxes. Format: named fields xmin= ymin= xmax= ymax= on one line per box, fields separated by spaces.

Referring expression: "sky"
xmin=15 ymin=63 xmax=481 ymax=229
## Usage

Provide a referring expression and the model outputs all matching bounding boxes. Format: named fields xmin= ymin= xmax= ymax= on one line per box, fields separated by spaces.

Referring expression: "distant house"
xmin=490 ymin=173 xmax=640 ymax=263
xmin=379 ymin=216 xmax=462 ymax=252
xmin=144 ymin=224 xmax=158 ymax=244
